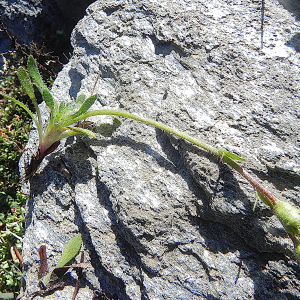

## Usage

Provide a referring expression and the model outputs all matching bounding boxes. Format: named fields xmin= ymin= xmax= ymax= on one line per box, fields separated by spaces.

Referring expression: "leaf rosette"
xmin=0 ymin=56 xmax=98 ymax=179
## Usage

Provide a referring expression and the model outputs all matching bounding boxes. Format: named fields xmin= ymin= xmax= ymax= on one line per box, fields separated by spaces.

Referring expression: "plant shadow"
xmin=24 ymin=126 xmax=300 ymax=299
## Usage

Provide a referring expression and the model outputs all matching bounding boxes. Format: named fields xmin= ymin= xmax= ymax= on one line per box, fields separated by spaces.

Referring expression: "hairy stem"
xmin=76 ymin=109 xmax=278 ymax=208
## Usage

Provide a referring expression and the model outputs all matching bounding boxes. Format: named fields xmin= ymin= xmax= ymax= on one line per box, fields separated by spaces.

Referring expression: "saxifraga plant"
xmin=1 ymin=55 xmax=300 ymax=263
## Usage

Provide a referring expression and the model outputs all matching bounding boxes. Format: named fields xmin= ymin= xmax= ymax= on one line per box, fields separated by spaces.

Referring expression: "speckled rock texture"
xmin=20 ymin=0 xmax=300 ymax=299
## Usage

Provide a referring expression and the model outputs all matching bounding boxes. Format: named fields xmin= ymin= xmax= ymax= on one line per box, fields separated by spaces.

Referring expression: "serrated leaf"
xmin=41 ymin=235 xmax=82 ymax=287
xmin=72 ymin=94 xmax=98 ymax=118
xmin=27 ymin=55 xmax=47 ymax=92
xmin=42 ymin=88 xmax=56 ymax=111
xmin=218 ymin=148 xmax=245 ymax=161
xmin=17 ymin=66 xmax=36 ymax=101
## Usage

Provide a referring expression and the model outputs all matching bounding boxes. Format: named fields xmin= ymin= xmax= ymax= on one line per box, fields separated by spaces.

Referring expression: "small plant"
xmin=26 ymin=235 xmax=83 ymax=299
xmin=1 ymin=56 xmax=300 ymax=264
xmin=1 ymin=55 xmax=98 ymax=180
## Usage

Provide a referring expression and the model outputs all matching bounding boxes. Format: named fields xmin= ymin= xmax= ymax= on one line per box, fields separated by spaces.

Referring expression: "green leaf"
xmin=52 ymin=126 xmax=96 ymax=142
xmin=65 ymin=102 xmax=77 ymax=111
xmin=218 ymin=148 xmax=245 ymax=161
xmin=17 ymin=64 xmax=43 ymax=134
xmin=27 ymin=55 xmax=47 ymax=92
xmin=56 ymin=235 xmax=82 ymax=268
xmin=55 ymin=102 xmax=76 ymax=121
xmin=41 ymin=235 xmax=82 ymax=287
xmin=42 ymin=88 xmax=56 ymax=111
xmin=76 ymin=94 xmax=86 ymax=105
xmin=59 ymin=102 xmax=76 ymax=115
xmin=58 ymin=101 xmax=66 ymax=113
xmin=67 ymin=126 xmax=96 ymax=137
xmin=294 ymin=239 xmax=300 ymax=264
xmin=17 ymin=67 xmax=36 ymax=101
xmin=253 ymin=190 xmax=260 ymax=211
xmin=72 ymin=95 xmax=98 ymax=118
xmin=255 ymin=189 xmax=275 ymax=209
xmin=275 ymin=201 xmax=300 ymax=236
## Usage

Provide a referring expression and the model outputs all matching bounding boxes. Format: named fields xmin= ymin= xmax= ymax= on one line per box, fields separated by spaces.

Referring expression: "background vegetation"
xmin=0 ymin=50 xmax=60 ymax=297
xmin=0 ymin=52 xmax=31 ymax=295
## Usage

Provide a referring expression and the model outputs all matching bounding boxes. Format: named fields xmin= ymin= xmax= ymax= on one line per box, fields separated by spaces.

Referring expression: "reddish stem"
xmin=221 ymin=155 xmax=277 ymax=209
xmin=13 ymin=245 xmax=23 ymax=267
xmin=24 ymin=141 xmax=60 ymax=180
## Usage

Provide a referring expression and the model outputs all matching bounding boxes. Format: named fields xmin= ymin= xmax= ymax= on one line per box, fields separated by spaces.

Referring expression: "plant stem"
xmin=220 ymin=155 xmax=277 ymax=208
xmin=76 ymin=109 xmax=278 ymax=208
xmin=74 ymin=109 xmax=218 ymax=151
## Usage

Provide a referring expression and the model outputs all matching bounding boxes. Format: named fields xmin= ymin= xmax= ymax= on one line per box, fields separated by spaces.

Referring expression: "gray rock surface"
xmin=20 ymin=0 xmax=300 ymax=299
xmin=0 ymin=0 xmax=94 ymax=58
xmin=0 ymin=0 xmax=45 ymax=45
